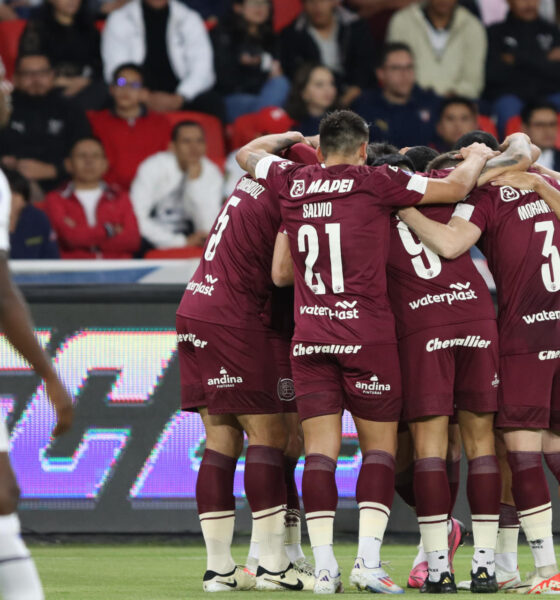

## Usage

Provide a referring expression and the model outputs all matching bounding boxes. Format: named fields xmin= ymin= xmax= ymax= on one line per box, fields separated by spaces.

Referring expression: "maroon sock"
xmin=196 ymin=448 xmax=236 ymax=514
xmin=447 ymin=458 xmax=461 ymax=515
xmin=414 ymin=457 xmax=450 ymax=519
xmin=357 ymin=450 xmax=395 ymax=509
xmin=284 ymin=456 xmax=300 ymax=512
xmin=302 ymin=453 xmax=337 ymax=514
xmin=507 ymin=451 xmax=550 ymax=512
xmin=467 ymin=455 xmax=501 ymax=516
xmin=499 ymin=502 xmax=519 ymax=527
xmin=544 ymin=452 xmax=560 ymax=484
xmin=244 ymin=445 xmax=286 ymax=512
xmin=395 ymin=463 xmax=416 ymax=509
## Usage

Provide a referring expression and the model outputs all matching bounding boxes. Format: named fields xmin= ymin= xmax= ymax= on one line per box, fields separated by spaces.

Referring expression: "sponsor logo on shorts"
xmin=186 ymin=274 xmax=218 ymax=296
xmin=522 ymin=310 xmax=560 ymax=324
xmin=355 ymin=374 xmax=391 ymax=396
xmin=492 ymin=372 xmax=500 ymax=388
xmin=176 ymin=333 xmax=208 ymax=348
xmin=409 ymin=282 xmax=477 ymax=311
xmin=292 ymin=343 xmax=362 ymax=357
xmin=207 ymin=367 xmax=243 ymax=388
xmin=299 ymin=301 xmax=359 ymax=320
xmin=277 ymin=378 xmax=295 ymax=401
xmin=538 ymin=350 xmax=560 ymax=360
xmin=425 ymin=335 xmax=492 ymax=352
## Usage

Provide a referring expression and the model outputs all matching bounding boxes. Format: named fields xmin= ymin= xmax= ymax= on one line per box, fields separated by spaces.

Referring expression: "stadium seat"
xmin=0 ymin=19 xmax=26 ymax=81
xmin=95 ymin=19 xmax=105 ymax=32
xmin=273 ymin=0 xmax=301 ymax=32
xmin=229 ymin=107 xmax=295 ymax=150
xmin=477 ymin=115 xmax=498 ymax=139
xmin=505 ymin=115 xmax=523 ymax=138
xmin=144 ymin=247 xmax=204 ymax=259
xmin=163 ymin=111 xmax=226 ymax=169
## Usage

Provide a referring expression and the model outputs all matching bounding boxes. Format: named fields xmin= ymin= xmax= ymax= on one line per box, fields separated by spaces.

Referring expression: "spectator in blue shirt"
xmin=352 ymin=42 xmax=441 ymax=148
xmin=5 ymin=169 xmax=59 ymax=259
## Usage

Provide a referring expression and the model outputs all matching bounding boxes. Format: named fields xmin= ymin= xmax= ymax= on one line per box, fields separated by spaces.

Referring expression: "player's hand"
xmin=304 ymin=135 xmax=320 ymax=149
xmin=499 ymin=132 xmax=531 ymax=152
xmin=45 ymin=374 xmax=73 ymax=437
xmin=490 ymin=170 xmax=541 ymax=191
xmin=459 ymin=142 xmax=499 ymax=162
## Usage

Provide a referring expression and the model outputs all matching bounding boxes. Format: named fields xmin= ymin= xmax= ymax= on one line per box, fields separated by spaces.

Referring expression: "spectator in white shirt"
xmin=131 ymin=120 xmax=224 ymax=253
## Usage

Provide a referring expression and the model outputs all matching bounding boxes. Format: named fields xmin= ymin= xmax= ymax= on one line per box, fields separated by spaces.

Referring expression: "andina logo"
xmin=207 ymin=367 xmax=243 ymax=388
xmin=355 ymin=374 xmax=391 ymax=396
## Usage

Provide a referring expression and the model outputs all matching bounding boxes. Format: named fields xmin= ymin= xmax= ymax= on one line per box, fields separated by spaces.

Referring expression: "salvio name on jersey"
xmin=303 ymin=202 xmax=333 ymax=219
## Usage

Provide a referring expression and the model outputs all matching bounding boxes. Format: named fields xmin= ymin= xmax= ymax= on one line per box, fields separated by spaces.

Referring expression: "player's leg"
xmin=446 ymin=424 xmax=461 ymax=518
xmin=0 ymin=448 xmax=43 ymax=600
xmin=458 ymin=410 xmax=501 ymax=592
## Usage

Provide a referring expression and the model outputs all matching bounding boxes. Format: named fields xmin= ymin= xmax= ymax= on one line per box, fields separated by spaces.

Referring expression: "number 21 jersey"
xmin=257 ymin=156 xmax=427 ymax=343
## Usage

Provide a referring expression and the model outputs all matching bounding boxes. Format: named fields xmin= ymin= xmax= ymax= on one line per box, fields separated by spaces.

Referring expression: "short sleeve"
xmin=452 ymin=189 xmax=493 ymax=233
xmin=256 ymin=155 xmax=299 ymax=195
xmin=0 ymin=171 xmax=10 ymax=252
xmin=371 ymin=165 xmax=428 ymax=208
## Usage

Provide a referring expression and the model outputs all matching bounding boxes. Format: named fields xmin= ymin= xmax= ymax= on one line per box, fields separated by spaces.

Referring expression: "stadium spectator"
xmin=88 ymin=63 xmax=172 ymax=190
xmin=0 ymin=58 xmax=12 ymax=128
xmin=280 ymin=0 xmax=375 ymax=107
xmin=212 ymin=0 xmax=290 ymax=123
xmin=45 ymin=137 xmax=140 ymax=259
xmin=0 ymin=0 xmax=41 ymax=19
xmin=387 ymin=0 xmax=487 ymax=99
xmin=485 ymin=0 xmax=560 ymax=136
xmin=131 ymin=121 xmax=223 ymax=252
xmin=0 ymin=54 xmax=91 ymax=194
xmin=4 ymin=169 xmax=60 ymax=259
xmin=183 ymin=0 xmax=231 ymax=20
xmin=18 ymin=0 xmax=107 ymax=111
xmin=431 ymin=96 xmax=479 ymax=152
xmin=521 ymin=100 xmax=560 ymax=171
xmin=101 ymin=0 xmax=224 ymax=119
xmin=285 ymin=63 xmax=337 ymax=136
xmin=352 ymin=42 xmax=440 ymax=148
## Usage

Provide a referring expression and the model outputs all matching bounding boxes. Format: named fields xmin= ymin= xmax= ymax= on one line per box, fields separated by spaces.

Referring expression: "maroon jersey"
xmin=453 ymin=179 xmax=560 ymax=355
xmin=256 ymin=156 xmax=428 ymax=343
xmin=387 ymin=204 xmax=495 ymax=339
xmin=177 ymin=175 xmax=280 ymax=329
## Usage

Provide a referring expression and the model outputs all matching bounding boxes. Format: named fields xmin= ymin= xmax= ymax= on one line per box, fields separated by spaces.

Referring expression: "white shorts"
xmin=0 ymin=420 xmax=9 ymax=452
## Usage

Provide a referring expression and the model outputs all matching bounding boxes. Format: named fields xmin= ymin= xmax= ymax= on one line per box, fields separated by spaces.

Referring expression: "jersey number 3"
xmin=535 ymin=220 xmax=560 ymax=292
xmin=298 ymin=224 xmax=344 ymax=294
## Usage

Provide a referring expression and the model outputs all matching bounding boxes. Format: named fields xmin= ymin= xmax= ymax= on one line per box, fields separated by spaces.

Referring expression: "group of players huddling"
xmin=177 ymin=108 xmax=560 ymax=595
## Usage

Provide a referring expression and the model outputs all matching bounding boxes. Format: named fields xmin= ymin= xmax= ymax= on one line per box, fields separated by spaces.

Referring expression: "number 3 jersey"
xmin=177 ymin=175 xmax=281 ymax=330
xmin=387 ymin=204 xmax=495 ymax=340
xmin=453 ymin=179 xmax=560 ymax=355
xmin=256 ymin=156 xmax=428 ymax=343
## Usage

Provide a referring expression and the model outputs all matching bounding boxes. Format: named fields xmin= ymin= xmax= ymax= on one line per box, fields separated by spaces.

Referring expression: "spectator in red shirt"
xmin=45 ymin=137 xmax=140 ymax=259
xmin=88 ymin=63 xmax=171 ymax=190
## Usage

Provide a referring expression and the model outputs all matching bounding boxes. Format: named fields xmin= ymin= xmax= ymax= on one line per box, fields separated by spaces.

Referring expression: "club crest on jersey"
xmin=500 ymin=186 xmax=520 ymax=202
xmin=290 ymin=180 xmax=306 ymax=198
xmin=277 ymin=378 xmax=295 ymax=402
xmin=355 ymin=374 xmax=391 ymax=396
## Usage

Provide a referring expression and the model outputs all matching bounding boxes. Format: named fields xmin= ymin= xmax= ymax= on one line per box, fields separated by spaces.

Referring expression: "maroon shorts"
xmin=497 ymin=350 xmax=560 ymax=430
xmin=399 ymin=320 xmax=499 ymax=422
xmin=269 ymin=333 xmax=297 ymax=413
xmin=290 ymin=341 xmax=402 ymax=422
xmin=177 ymin=316 xmax=281 ymax=415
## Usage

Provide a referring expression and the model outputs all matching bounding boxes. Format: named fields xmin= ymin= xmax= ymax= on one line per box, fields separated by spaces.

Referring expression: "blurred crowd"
xmin=0 ymin=0 xmax=559 ymax=259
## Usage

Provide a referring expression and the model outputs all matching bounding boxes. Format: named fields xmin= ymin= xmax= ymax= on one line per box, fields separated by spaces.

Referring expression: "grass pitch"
xmin=31 ymin=542 xmax=535 ymax=599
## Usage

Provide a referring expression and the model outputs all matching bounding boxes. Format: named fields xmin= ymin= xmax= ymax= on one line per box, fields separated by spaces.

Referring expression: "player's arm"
xmin=491 ymin=170 xmax=560 ymax=220
xmin=236 ymin=132 xmax=306 ymax=179
xmin=418 ymin=143 xmax=498 ymax=205
xmin=477 ymin=133 xmax=536 ymax=186
xmin=0 ymin=256 xmax=72 ymax=437
xmin=271 ymin=232 xmax=294 ymax=287
xmin=398 ymin=208 xmax=482 ymax=260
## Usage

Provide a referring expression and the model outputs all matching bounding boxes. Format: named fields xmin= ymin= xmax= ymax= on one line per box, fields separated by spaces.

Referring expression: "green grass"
xmin=30 ymin=542 xmax=535 ymax=599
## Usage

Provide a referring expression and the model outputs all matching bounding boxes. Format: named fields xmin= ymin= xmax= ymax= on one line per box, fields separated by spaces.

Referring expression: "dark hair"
xmin=378 ymin=42 xmax=413 ymax=68
xmin=426 ymin=151 xmax=460 ymax=171
xmin=452 ymin=130 xmax=499 ymax=151
xmin=15 ymin=53 xmax=51 ymax=71
xmin=228 ymin=0 xmax=274 ymax=43
xmin=285 ymin=63 xmax=337 ymax=122
xmin=70 ymin=136 xmax=106 ymax=155
xmin=366 ymin=142 xmax=398 ymax=165
xmin=3 ymin=168 xmax=30 ymax=203
xmin=370 ymin=153 xmax=415 ymax=171
xmin=112 ymin=63 xmax=144 ymax=84
xmin=405 ymin=146 xmax=439 ymax=172
xmin=438 ymin=96 xmax=478 ymax=120
xmin=521 ymin=100 xmax=558 ymax=125
xmin=172 ymin=120 xmax=205 ymax=142
xmin=319 ymin=110 xmax=369 ymax=158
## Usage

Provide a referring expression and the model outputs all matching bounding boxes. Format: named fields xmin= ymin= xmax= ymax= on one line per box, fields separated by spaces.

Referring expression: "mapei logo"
xmin=207 ymin=367 xmax=243 ymax=389
xmin=355 ymin=374 xmax=391 ymax=396
xmin=500 ymin=186 xmax=520 ymax=203
xmin=290 ymin=180 xmax=306 ymax=198
xmin=449 ymin=282 xmax=471 ymax=291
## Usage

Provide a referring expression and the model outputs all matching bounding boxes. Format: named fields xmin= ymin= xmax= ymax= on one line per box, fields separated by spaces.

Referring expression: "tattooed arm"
xmin=236 ymin=132 xmax=305 ymax=179
xmin=477 ymin=132 xmax=536 ymax=186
